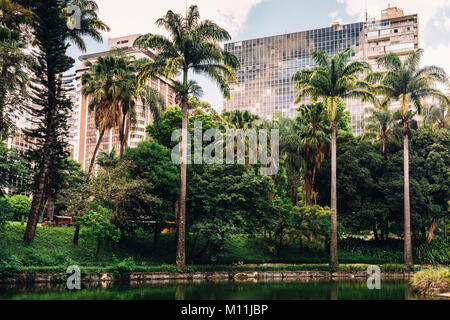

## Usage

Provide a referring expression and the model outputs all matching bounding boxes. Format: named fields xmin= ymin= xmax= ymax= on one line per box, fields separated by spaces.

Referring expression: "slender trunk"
xmin=445 ymin=215 xmax=447 ymax=239
xmin=373 ymin=223 xmax=379 ymax=241
xmin=24 ymin=149 xmax=52 ymax=242
xmin=426 ymin=219 xmax=437 ymax=244
xmin=95 ymin=241 xmax=101 ymax=259
xmin=47 ymin=196 xmax=55 ymax=221
xmin=403 ymin=128 xmax=413 ymax=266
xmin=304 ymin=169 xmax=313 ymax=206
xmin=330 ymin=120 xmax=338 ymax=267
xmin=153 ymin=223 xmax=159 ymax=248
xmin=0 ymin=66 xmax=7 ymax=138
xmin=86 ymin=128 xmax=106 ymax=183
xmin=72 ymin=223 xmax=80 ymax=245
xmin=119 ymin=112 xmax=129 ymax=160
xmin=176 ymin=69 xmax=188 ymax=271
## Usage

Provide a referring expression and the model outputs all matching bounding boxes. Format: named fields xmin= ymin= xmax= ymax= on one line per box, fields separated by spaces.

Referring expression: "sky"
xmin=67 ymin=0 xmax=450 ymax=110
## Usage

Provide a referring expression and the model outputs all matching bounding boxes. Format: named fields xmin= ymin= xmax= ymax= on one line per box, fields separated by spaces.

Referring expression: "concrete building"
xmin=223 ymin=6 xmax=419 ymax=135
xmin=70 ymin=34 xmax=176 ymax=171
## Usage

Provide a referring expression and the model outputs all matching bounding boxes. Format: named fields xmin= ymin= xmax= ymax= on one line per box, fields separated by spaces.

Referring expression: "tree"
xmin=362 ymin=108 xmax=400 ymax=159
xmin=134 ymin=5 xmax=239 ymax=270
xmin=0 ymin=136 xmax=31 ymax=196
xmin=6 ymin=194 xmax=31 ymax=221
xmin=0 ymin=0 xmax=32 ymax=138
xmin=81 ymin=51 xmax=137 ymax=180
xmin=18 ymin=0 xmax=108 ymax=242
xmin=374 ymin=49 xmax=449 ymax=266
xmin=124 ymin=140 xmax=179 ymax=244
xmin=292 ymin=48 xmax=374 ymax=266
xmin=422 ymin=103 xmax=449 ymax=130
xmin=79 ymin=203 xmax=121 ymax=258
xmin=296 ymin=103 xmax=329 ymax=206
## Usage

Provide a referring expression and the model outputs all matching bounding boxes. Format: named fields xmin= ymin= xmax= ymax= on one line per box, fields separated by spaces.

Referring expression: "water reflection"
xmin=0 ymin=279 xmax=443 ymax=301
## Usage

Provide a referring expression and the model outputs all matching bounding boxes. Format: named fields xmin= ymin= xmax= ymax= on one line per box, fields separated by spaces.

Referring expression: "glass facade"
xmin=224 ymin=22 xmax=365 ymax=121
xmin=224 ymin=12 xmax=418 ymax=136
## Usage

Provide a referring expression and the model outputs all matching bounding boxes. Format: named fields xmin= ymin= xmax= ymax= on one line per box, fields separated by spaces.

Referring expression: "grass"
xmin=410 ymin=268 xmax=450 ymax=295
xmin=0 ymin=222 xmax=419 ymax=275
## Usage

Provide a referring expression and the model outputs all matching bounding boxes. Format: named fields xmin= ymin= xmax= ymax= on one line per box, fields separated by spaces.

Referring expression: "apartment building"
xmin=71 ymin=34 xmax=177 ymax=171
xmin=223 ymin=6 xmax=419 ymax=135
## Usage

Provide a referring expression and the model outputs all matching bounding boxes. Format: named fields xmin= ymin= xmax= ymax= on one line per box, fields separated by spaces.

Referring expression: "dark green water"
xmin=0 ymin=279 xmax=439 ymax=300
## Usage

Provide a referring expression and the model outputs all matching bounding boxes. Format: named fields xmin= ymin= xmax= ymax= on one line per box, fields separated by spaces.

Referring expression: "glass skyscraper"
xmin=223 ymin=7 xmax=418 ymax=135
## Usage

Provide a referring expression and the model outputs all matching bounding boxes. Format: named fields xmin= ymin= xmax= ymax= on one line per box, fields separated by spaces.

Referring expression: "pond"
xmin=0 ymin=279 xmax=441 ymax=300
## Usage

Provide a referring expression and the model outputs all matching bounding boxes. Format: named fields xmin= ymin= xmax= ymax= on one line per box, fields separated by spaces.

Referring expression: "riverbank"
xmin=411 ymin=268 xmax=450 ymax=297
xmin=0 ymin=264 xmax=418 ymax=284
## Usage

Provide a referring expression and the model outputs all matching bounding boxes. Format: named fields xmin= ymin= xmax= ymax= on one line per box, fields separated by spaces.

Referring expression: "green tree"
xmin=18 ymin=0 xmax=108 ymax=242
xmin=374 ymin=49 xmax=449 ymax=266
xmin=296 ymin=103 xmax=329 ymax=206
xmin=81 ymin=51 xmax=138 ymax=179
xmin=6 ymin=194 xmax=31 ymax=221
xmin=134 ymin=5 xmax=239 ymax=269
xmin=292 ymin=48 xmax=374 ymax=266
xmin=79 ymin=203 xmax=121 ymax=258
xmin=0 ymin=0 xmax=32 ymax=138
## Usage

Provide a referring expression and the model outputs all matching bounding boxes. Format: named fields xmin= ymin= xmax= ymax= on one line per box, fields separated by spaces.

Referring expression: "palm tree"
xmin=374 ymin=49 xmax=449 ymax=266
xmin=81 ymin=51 xmax=137 ymax=181
xmin=134 ymin=5 xmax=240 ymax=270
xmin=362 ymin=107 xmax=400 ymax=159
xmin=292 ymin=48 xmax=374 ymax=266
xmin=296 ymin=103 xmax=329 ymax=206
xmin=422 ymin=103 xmax=450 ymax=130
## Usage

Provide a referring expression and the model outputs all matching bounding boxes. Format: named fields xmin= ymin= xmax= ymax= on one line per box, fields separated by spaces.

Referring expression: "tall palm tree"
xmin=374 ymin=49 xmax=449 ymax=266
xmin=134 ymin=5 xmax=240 ymax=270
xmin=296 ymin=103 xmax=329 ymax=206
xmin=292 ymin=48 xmax=374 ymax=266
xmin=81 ymin=52 xmax=137 ymax=181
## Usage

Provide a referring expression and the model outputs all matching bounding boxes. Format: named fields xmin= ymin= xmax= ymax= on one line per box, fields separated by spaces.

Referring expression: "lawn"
xmin=0 ymin=222 xmax=414 ymax=270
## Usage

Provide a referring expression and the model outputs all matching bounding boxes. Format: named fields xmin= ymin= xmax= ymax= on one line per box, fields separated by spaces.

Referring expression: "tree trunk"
xmin=24 ymin=149 xmax=52 ymax=242
xmin=373 ymin=223 xmax=379 ymax=241
xmin=73 ymin=224 xmax=80 ymax=245
xmin=86 ymin=128 xmax=106 ymax=183
xmin=330 ymin=121 xmax=338 ymax=267
xmin=95 ymin=241 xmax=101 ymax=259
xmin=426 ymin=219 xmax=437 ymax=245
xmin=304 ymin=169 xmax=313 ymax=206
xmin=47 ymin=196 xmax=55 ymax=222
xmin=403 ymin=129 xmax=413 ymax=266
xmin=176 ymin=70 xmax=188 ymax=271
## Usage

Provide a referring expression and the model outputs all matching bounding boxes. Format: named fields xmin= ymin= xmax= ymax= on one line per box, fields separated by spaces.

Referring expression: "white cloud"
xmin=94 ymin=0 xmax=262 ymax=39
xmin=422 ymin=43 xmax=450 ymax=85
xmin=328 ymin=11 xmax=338 ymax=19
xmin=434 ymin=15 xmax=450 ymax=32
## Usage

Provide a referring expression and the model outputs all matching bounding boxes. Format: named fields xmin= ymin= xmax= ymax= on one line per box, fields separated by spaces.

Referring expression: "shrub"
xmin=0 ymin=198 xmax=12 ymax=230
xmin=417 ymin=238 xmax=450 ymax=265
xmin=7 ymin=195 xmax=31 ymax=221
xmin=0 ymin=255 xmax=23 ymax=277
xmin=411 ymin=268 xmax=450 ymax=295
xmin=107 ymin=257 xmax=137 ymax=276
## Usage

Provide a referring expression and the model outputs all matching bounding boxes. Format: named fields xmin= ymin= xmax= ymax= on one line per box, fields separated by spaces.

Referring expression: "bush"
xmin=417 ymin=238 xmax=450 ymax=265
xmin=107 ymin=257 xmax=137 ymax=276
xmin=411 ymin=268 xmax=450 ymax=295
xmin=0 ymin=255 xmax=23 ymax=277
xmin=0 ymin=198 xmax=12 ymax=230
xmin=7 ymin=195 xmax=31 ymax=221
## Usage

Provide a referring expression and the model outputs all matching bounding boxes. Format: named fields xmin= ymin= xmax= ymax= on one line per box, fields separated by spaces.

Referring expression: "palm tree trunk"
xmin=330 ymin=120 xmax=338 ymax=267
xmin=304 ymin=169 xmax=313 ymax=206
xmin=403 ymin=128 xmax=413 ymax=266
xmin=86 ymin=128 xmax=105 ymax=183
xmin=176 ymin=69 xmax=188 ymax=271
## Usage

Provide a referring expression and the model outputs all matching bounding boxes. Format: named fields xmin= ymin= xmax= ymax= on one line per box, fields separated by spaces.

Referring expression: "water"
xmin=0 ymin=279 xmax=440 ymax=300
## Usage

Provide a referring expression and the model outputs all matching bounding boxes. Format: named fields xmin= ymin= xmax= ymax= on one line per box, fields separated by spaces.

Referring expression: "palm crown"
xmin=374 ymin=49 xmax=449 ymax=118
xmin=293 ymin=48 xmax=374 ymax=122
xmin=133 ymin=5 xmax=240 ymax=96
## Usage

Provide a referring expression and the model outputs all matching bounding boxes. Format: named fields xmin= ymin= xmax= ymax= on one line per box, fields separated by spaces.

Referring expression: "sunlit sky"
xmin=67 ymin=0 xmax=450 ymax=110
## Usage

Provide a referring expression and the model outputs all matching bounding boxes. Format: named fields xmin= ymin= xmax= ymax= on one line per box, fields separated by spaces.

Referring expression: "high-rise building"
xmin=70 ymin=34 xmax=177 ymax=171
xmin=223 ymin=7 xmax=419 ymax=135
